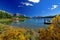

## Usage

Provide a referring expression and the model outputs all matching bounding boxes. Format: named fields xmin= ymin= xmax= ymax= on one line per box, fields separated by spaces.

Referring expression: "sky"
xmin=0 ymin=0 xmax=60 ymax=17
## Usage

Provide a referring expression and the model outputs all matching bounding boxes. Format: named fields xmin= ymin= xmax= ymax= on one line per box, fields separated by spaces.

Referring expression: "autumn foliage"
xmin=0 ymin=15 xmax=60 ymax=40
xmin=0 ymin=24 xmax=37 ymax=40
xmin=38 ymin=15 xmax=60 ymax=40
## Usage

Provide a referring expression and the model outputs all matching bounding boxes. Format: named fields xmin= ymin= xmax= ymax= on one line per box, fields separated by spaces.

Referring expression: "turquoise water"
xmin=10 ymin=18 xmax=49 ymax=30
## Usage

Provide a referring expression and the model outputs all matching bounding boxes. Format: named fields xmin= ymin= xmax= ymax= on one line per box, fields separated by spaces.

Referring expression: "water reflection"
xmin=0 ymin=18 xmax=49 ymax=30
xmin=10 ymin=18 xmax=45 ymax=30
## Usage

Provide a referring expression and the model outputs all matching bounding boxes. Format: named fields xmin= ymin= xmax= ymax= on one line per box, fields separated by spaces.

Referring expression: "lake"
xmin=0 ymin=18 xmax=50 ymax=30
xmin=9 ymin=18 xmax=50 ymax=30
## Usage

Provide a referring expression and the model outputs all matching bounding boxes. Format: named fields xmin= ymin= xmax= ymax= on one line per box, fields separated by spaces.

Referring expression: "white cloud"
xmin=28 ymin=0 xmax=40 ymax=3
xmin=21 ymin=2 xmax=33 ymax=6
xmin=48 ymin=5 xmax=58 ymax=10
xmin=51 ymin=5 xmax=58 ymax=10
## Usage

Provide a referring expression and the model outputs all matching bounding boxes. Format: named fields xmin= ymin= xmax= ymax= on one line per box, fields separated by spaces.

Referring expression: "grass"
xmin=0 ymin=19 xmax=12 ymax=24
xmin=0 ymin=18 xmax=12 ymax=22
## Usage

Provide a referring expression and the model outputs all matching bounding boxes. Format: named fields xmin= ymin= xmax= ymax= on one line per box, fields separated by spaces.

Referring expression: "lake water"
xmin=9 ymin=18 xmax=49 ymax=30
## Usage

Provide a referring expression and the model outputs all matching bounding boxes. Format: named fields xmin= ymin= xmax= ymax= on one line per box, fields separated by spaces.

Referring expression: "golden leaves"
xmin=0 ymin=15 xmax=60 ymax=40
xmin=38 ymin=15 xmax=60 ymax=40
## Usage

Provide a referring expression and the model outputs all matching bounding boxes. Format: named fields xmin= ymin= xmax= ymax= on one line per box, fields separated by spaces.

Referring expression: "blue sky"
xmin=0 ymin=0 xmax=60 ymax=16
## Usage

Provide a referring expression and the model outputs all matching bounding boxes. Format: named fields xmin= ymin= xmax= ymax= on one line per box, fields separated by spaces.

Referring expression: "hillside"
xmin=0 ymin=10 xmax=13 ymax=19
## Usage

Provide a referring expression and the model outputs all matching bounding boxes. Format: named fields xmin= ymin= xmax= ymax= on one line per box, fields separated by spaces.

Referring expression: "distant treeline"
xmin=0 ymin=11 xmax=13 ymax=19
xmin=0 ymin=11 xmax=29 ymax=19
